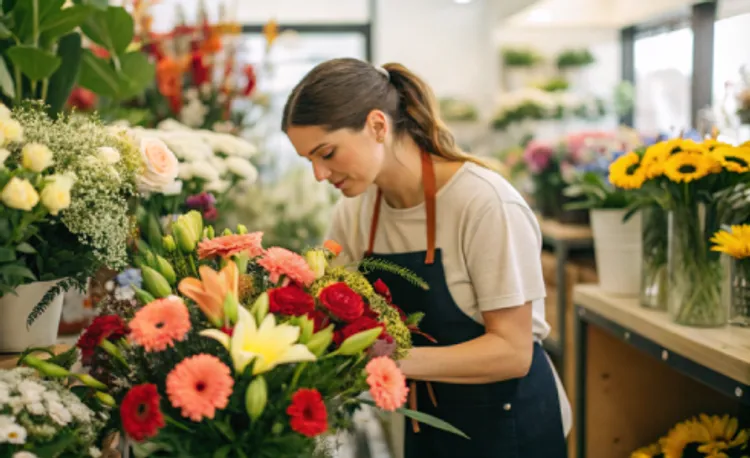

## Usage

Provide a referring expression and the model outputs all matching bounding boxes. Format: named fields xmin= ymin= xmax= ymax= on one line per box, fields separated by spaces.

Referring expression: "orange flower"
xmin=197 ymin=233 xmax=265 ymax=260
xmin=178 ymin=262 xmax=239 ymax=327
xmin=166 ymin=354 xmax=234 ymax=422
xmin=365 ymin=357 xmax=409 ymax=411
xmin=156 ymin=57 xmax=186 ymax=99
xmin=323 ymin=240 xmax=343 ymax=257
xmin=129 ymin=297 xmax=191 ymax=352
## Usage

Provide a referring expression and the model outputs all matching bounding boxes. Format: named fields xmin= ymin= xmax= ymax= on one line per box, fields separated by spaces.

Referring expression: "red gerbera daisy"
xmin=77 ymin=315 xmax=129 ymax=365
xmin=120 ymin=384 xmax=165 ymax=442
xmin=286 ymin=388 xmax=328 ymax=437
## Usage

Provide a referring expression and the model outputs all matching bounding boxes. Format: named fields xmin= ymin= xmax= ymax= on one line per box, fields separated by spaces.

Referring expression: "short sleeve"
xmin=324 ymin=199 xmax=356 ymax=266
xmin=463 ymin=201 xmax=546 ymax=312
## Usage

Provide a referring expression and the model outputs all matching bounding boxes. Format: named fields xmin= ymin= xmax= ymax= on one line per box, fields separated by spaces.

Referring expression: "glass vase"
xmin=667 ymin=204 xmax=728 ymax=327
xmin=640 ymin=206 xmax=668 ymax=310
xmin=727 ymin=258 xmax=750 ymax=327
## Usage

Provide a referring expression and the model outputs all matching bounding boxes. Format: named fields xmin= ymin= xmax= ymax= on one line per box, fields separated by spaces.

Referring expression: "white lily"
xmin=200 ymin=307 xmax=316 ymax=375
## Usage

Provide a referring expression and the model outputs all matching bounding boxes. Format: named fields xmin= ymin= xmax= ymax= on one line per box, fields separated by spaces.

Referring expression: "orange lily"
xmin=178 ymin=261 xmax=239 ymax=328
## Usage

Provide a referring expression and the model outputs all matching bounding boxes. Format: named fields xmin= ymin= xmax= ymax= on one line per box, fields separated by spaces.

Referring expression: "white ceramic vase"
xmin=0 ymin=280 xmax=65 ymax=353
xmin=590 ymin=209 xmax=643 ymax=296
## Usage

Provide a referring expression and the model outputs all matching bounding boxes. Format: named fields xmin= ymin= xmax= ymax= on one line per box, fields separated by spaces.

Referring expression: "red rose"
xmin=318 ymin=282 xmax=364 ymax=322
xmin=373 ymin=279 xmax=392 ymax=303
xmin=77 ymin=315 xmax=129 ymax=365
xmin=333 ymin=316 xmax=386 ymax=347
xmin=287 ymin=388 xmax=328 ymax=437
xmin=121 ymin=384 xmax=165 ymax=442
xmin=307 ymin=309 xmax=331 ymax=332
xmin=269 ymin=284 xmax=315 ymax=316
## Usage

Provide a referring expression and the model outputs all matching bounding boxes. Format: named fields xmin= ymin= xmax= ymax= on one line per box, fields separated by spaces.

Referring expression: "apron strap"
xmin=365 ymin=151 xmax=437 ymax=265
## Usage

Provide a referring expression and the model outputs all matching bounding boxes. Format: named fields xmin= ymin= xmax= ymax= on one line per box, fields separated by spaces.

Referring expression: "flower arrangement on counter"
xmin=0 ymin=102 xmax=142 ymax=324
xmin=77 ymin=210 xmax=461 ymax=456
xmin=0 ymin=366 xmax=110 ymax=457
xmin=608 ymin=137 xmax=750 ymax=325
xmin=630 ymin=414 xmax=749 ymax=458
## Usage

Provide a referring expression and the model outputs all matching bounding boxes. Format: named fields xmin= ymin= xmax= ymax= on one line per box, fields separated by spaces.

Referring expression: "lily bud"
xmin=251 ymin=292 xmax=269 ymax=324
xmin=203 ymin=225 xmax=215 ymax=239
xmin=245 ymin=376 xmax=268 ymax=421
xmin=304 ymin=250 xmax=327 ymax=280
xmin=306 ymin=324 xmax=334 ymax=357
xmin=222 ymin=228 xmax=232 ymax=236
xmin=336 ymin=327 xmax=382 ymax=356
xmin=162 ymin=235 xmax=177 ymax=253
xmin=95 ymin=392 xmax=116 ymax=406
xmin=237 ymin=224 xmax=248 ymax=235
xmin=22 ymin=355 xmax=70 ymax=378
xmin=141 ymin=265 xmax=172 ymax=298
xmin=133 ymin=286 xmax=155 ymax=304
xmin=155 ymin=255 xmax=177 ymax=286
xmin=297 ymin=315 xmax=314 ymax=344
xmin=172 ymin=223 xmax=196 ymax=253
xmin=74 ymin=373 xmax=108 ymax=391
xmin=223 ymin=292 xmax=239 ymax=326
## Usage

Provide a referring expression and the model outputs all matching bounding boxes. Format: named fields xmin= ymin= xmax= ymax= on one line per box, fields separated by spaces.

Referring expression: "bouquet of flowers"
xmin=0 ymin=366 xmax=110 ymax=457
xmin=0 ymin=102 xmax=142 ymax=324
xmin=608 ymin=137 xmax=750 ymax=325
xmin=630 ymin=413 xmax=749 ymax=458
xmin=78 ymin=210 xmax=461 ymax=457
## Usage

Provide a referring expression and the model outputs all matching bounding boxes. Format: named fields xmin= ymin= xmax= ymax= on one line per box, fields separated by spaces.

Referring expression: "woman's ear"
xmin=365 ymin=109 xmax=389 ymax=143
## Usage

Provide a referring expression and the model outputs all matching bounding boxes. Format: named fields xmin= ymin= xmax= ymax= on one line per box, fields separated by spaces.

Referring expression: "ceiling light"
xmin=454 ymin=0 xmax=472 ymax=4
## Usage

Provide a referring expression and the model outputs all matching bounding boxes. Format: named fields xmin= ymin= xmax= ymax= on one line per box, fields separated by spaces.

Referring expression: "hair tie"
xmin=375 ymin=65 xmax=390 ymax=80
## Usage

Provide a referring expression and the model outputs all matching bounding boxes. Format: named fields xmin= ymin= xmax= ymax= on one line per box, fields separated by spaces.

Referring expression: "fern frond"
xmin=358 ymin=258 xmax=429 ymax=290
xmin=26 ymin=277 xmax=78 ymax=327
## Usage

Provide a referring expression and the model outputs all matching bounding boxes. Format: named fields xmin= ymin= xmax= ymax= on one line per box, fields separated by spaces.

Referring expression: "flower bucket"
xmin=0 ymin=280 xmax=65 ymax=353
xmin=590 ymin=209 xmax=642 ymax=296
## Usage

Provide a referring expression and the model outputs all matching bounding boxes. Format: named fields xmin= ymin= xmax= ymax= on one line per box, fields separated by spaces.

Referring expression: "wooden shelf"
xmin=0 ymin=344 xmax=72 ymax=370
xmin=574 ymin=284 xmax=750 ymax=386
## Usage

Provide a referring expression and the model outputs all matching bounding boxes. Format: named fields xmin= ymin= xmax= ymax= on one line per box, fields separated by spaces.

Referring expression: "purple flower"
xmin=523 ymin=140 xmax=554 ymax=173
xmin=186 ymin=192 xmax=216 ymax=210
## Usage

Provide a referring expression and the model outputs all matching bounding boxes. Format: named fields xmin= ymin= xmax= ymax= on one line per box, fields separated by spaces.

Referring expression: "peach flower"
xmin=129 ymin=296 xmax=191 ymax=352
xmin=197 ymin=233 xmax=265 ymax=260
xmin=166 ymin=354 xmax=234 ymax=422
xmin=365 ymin=357 xmax=409 ymax=411
xmin=138 ymin=137 xmax=180 ymax=194
xmin=178 ymin=262 xmax=239 ymax=327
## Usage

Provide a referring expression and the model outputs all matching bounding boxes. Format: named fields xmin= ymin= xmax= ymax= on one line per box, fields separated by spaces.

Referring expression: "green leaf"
xmin=365 ymin=400 xmax=471 ymax=440
xmin=12 ymin=0 xmax=65 ymax=43
xmin=0 ymin=246 xmax=15 ymax=262
xmin=6 ymin=45 xmax=61 ymax=80
xmin=81 ymin=6 xmax=133 ymax=55
xmin=0 ymin=22 xmax=11 ymax=38
xmin=16 ymin=242 xmax=35 ymax=254
xmin=39 ymin=5 xmax=92 ymax=44
xmin=45 ymin=32 xmax=82 ymax=115
xmin=117 ymin=51 xmax=154 ymax=99
xmin=78 ymin=48 xmax=118 ymax=97
xmin=32 ymin=430 xmax=76 ymax=458
xmin=213 ymin=445 xmax=232 ymax=458
xmin=73 ymin=0 xmax=107 ymax=11
xmin=0 ymin=56 xmax=14 ymax=98
xmin=0 ymin=263 xmax=36 ymax=280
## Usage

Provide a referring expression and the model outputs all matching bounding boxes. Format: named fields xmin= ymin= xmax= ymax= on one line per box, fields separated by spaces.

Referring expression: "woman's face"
xmin=286 ymin=112 xmax=387 ymax=197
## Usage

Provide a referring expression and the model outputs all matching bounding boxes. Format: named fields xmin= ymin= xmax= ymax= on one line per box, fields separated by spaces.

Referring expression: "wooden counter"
xmin=572 ymin=284 xmax=750 ymax=458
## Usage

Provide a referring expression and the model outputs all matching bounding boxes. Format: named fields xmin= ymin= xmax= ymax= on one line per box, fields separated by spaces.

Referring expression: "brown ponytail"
xmin=282 ymin=58 xmax=495 ymax=171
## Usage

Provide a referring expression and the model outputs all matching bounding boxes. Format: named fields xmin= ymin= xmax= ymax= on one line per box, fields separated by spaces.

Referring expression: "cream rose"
xmin=21 ymin=143 xmax=54 ymax=172
xmin=1 ymin=177 xmax=39 ymax=211
xmin=0 ymin=104 xmax=10 ymax=120
xmin=138 ymin=137 xmax=180 ymax=193
xmin=41 ymin=174 xmax=76 ymax=215
xmin=0 ymin=148 xmax=9 ymax=168
xmin=1 ymin=119 xmax=23 ymax=145
xmin=97 ymin=146 xmax=121 ymax=165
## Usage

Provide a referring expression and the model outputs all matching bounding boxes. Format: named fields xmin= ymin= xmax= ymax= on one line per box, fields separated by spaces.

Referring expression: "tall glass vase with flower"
xmin=711 ymin=224 xmax=750 ymax=327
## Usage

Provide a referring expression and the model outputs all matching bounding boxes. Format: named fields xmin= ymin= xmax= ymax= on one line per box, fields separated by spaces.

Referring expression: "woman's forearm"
xmin=398 ymin=333 xmax=533 ymax=384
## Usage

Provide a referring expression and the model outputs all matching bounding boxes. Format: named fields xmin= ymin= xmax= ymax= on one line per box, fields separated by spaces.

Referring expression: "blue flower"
xmin=115 ymin=268 xmax=142 ymax=289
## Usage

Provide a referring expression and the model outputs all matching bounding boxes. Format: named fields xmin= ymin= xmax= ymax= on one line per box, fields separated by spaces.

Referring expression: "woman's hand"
xmin=397 ymin=302 xmax=534 ymax=384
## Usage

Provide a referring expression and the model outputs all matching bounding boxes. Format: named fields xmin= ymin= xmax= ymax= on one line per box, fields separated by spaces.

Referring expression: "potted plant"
xmin=0 ymin=102 xmax=142 ymax=352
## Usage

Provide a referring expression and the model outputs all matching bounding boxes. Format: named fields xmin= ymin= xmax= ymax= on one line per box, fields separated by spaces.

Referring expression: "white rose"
xmin=0 ymin=148 xmax=9 ymax=168
xmin=21 ymin=143 xmax=53 ymax=172
xmin=97 ymin=146 xmax=120 ymax=164
xmin=138 ymin=137 xmax=180 ymax=193
xmin=41 ymin=174 xmax=76 ymax=216
xmin=225 ymin=157 xmax=258 ymax=183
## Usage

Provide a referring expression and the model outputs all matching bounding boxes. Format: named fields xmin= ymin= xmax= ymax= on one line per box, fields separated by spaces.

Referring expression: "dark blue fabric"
xmin=362 ymin=248 xmax=567 ymax=458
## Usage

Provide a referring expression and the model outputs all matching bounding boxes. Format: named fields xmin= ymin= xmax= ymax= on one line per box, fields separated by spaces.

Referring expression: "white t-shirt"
xmin=325 ymin=162 xmax=551 ymax=341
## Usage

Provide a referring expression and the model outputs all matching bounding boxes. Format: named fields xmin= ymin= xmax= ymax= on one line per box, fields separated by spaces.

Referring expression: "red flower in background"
xmin=243 ymin=64 xmax=257 ymax=96
xmin=319 ymin=282 xmax=364 ymax=322
xmin=287 ymin=389 xmax=328 ymax=437
xmin=120 ymin=384 xmax=165 ymax=442
xmin=269 ymin=284 xmax=315 ymax=316
xmin=373 ymin=279 xmax=407 ymax=321
xmin=67 ymin=87 xmax=97 ymax=111
xmin=77 ymin=315 xmax=129 ymax=365
xmin=307 ymin=309 xmax=330 ymax=332
xmin=333 ymin=315 xmax=389 ymax=347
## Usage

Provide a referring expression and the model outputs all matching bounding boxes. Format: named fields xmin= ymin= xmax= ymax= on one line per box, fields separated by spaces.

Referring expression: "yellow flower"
xmin=608 ymin=151 xmax=646 ymax=189
xmin=200 ymin=306 xmax=316 ymax=375
xmin=703 ymin=139 xmax=732 ymax=152
xmin=21 ymin=143 xmax=54 ymax=172
xmin=1 ymin=176 xmax=39 ymax=211
xmin=711 ymin=225 xmax=750 ymax=259
xmin=695 ymin=414 xmax=749 ymax=457
xmin=0 ymin=118 xmax=23 ymax=145
xmin=40 ymin=173 xmax=75 ymax=216
xmin=305 ymin=249 xmax=327 ymax=280
xmin=641 ymin=142 xmax=672 ymax=178
xmin=663 ymin=152 xmax=712 ymax=183
xmin=630 ymin=443 xmax=660 ymax=458
xmin=712 ymin=146 xmax=750 ymax=173
xmin=660 ymin=417 xmax=711 ymax=458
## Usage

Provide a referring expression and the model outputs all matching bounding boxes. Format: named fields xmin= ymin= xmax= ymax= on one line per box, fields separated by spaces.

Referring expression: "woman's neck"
xmin=374 ymin=137 xmax=425 ymax=209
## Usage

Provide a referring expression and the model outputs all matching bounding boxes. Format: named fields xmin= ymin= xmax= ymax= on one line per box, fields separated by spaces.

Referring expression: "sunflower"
xmin=663 ymin=152 xmax=713 ymax=183
xmin=659 ymin=417 xmax=711 ymax=458
xmin=631 ymin=443 xmax=661 ymax=458
xmin=711 ymin=225 xmax=750 ymax=259
xmin=609 ymin=151 xmax=647 ymax=189
xmin=712 ymin=146 xmax=750 ymax=173
xmin=703 ymin=138 xmax=732 ymax=152
xmin=640 ymin=139 xmax=703 ymax=178
xmin=695 ymin=414 xmax=750 ymax=457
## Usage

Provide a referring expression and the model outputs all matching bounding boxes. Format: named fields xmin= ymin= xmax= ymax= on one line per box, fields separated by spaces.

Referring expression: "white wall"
xmin=373 ymin=0 xmax=499 ymax=117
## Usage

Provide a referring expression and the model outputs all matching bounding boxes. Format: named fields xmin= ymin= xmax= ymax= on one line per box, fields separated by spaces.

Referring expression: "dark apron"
xmin=361 ymin=151 xmax=568 ymax=458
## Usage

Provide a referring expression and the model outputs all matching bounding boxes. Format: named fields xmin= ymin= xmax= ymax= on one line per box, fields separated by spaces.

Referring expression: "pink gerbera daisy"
xmin=197 ymin=232 xmax=265 ymax=260
xmin=257 ymin=247 xmax=316 ymax=287
xmin=129 ymin=296 xmax=191 ymax=352
xmin=365 ymin=357 xmax=409 ymax=411
xmin=166 ymin=354 xmax=234 ymax=422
